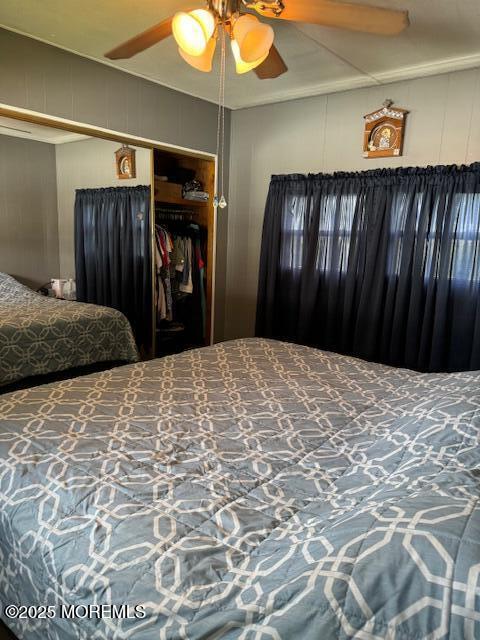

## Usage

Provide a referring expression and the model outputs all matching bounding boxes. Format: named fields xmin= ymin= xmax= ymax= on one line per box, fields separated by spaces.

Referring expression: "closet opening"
xmin=153 ymin=148 xmax=216 ymax=358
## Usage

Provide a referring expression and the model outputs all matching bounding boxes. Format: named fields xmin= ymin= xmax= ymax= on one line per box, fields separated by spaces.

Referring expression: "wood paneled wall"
xmin=225 ymin=68 xmax=480 ymax=340
xmin=0 ymin=134 xmax=59 ymax=288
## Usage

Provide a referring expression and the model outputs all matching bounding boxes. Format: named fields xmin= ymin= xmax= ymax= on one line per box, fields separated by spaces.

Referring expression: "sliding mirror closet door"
xmin=0 ymin=109 xmax=216 ymax=362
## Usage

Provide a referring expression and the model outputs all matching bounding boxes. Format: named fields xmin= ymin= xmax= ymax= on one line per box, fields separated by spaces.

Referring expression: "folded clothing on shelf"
xmin=183 ymin=191 xmax=209 ymax=202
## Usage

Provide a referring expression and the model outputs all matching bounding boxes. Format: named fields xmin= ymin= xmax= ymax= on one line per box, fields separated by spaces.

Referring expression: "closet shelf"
xmin=154 ymin=179 xmax=209 ymax=208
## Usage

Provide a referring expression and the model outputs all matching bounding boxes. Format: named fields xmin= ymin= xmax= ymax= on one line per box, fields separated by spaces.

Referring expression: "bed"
xmin=0 ymin=338 xmax=479 ymax=639
xmin=0 ymin=273 xmax=138 ymax=387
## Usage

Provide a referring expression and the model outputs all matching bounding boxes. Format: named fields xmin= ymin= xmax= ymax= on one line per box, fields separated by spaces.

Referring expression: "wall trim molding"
xmin=229 ymin=53 xmax=480 ymax=109
xmin=374 ymin=53 xmax=480 ymax=84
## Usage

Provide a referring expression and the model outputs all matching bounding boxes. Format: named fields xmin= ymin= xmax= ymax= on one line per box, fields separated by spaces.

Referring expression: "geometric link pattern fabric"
xmin=0 ymin=272 xmax=138 ymax=386
xmin=0 ymin=338 xmax=479 ymax=639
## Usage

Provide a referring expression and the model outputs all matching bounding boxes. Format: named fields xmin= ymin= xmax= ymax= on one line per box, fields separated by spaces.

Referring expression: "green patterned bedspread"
xmin=0 ymin=272 xmax=138 ymax=386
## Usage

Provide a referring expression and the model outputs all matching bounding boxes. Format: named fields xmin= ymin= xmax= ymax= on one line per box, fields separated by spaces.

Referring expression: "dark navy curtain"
xmin=256 ymin=164 xmax=480 ymax=372
xmin=75 ymin=185 xmax=152 ymax=353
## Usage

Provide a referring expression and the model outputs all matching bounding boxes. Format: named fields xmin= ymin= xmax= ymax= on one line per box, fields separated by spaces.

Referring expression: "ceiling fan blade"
xmin=268 ymin=0 xmax=409 ymax=35
xmin=105 ymin=17 xmax=175 ymax=59
xmin=254 ymin=45 xmax=288 ymax=79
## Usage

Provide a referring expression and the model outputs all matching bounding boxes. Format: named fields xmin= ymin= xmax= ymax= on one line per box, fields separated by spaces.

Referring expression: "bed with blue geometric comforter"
xmin=0 ymin=272 xmax=138 ymax=386
xmin=0 ymin=338 xmax=479 ymax=639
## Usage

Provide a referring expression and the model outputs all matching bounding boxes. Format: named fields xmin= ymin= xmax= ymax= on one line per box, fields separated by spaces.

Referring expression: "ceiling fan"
xmin=105 ymin=0 xmax=409 ymax=80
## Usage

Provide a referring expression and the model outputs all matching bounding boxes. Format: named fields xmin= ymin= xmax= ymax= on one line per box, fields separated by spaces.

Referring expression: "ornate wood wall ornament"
xmin=363 ymin=99 xmax=409 ymax=158
xmin=115 ymin=144 xmax=136 ymax=179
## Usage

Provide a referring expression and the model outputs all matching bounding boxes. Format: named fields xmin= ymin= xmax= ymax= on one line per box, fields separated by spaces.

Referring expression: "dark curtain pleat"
xmin=256 ymin=164 xmax=480 ymax=372
xmin=74 ymin=186 xmax=152 ymax=352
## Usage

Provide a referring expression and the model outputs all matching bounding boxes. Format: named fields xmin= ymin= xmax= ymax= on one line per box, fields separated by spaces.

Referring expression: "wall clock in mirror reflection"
xmin=363 ymin=100 xmax=409 ymax=158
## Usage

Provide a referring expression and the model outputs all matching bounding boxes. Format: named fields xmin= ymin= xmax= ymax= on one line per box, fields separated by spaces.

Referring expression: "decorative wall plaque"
xmin=115 ymin=145 xmax=136 ymax=179
xmin=363 ymin=100 xmax=409 ymax=159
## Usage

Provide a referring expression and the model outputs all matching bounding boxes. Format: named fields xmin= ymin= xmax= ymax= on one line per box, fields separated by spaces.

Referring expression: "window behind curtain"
xmin=256 ymin=165 xmax=480 ymax=372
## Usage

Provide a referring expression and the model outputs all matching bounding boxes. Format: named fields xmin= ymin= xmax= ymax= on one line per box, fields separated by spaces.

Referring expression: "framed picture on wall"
xmin=115 ymin=145 xmax=136 ymax=179
xmin=363 ymin=100 xmax=408 ymax=159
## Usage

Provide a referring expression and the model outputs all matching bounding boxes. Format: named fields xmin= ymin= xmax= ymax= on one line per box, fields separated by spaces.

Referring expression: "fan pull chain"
xmin=214 ymin=24 xmax=227 ymax=210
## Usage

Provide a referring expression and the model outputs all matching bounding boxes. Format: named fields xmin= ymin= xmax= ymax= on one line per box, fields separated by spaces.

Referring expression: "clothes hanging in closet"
xmin=154 ymin=222 xmax=206 ymax=344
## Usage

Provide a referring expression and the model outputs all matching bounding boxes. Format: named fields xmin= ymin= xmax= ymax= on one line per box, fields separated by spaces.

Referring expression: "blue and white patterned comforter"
xmin=0 ymin=338 xmax=479 ymax=639
xmin=0 ymin=272 xmax=138 ymax=386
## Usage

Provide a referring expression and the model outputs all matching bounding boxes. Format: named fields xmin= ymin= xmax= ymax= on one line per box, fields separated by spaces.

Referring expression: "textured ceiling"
xmin=1 ymin=0 xmax=479 ymax=109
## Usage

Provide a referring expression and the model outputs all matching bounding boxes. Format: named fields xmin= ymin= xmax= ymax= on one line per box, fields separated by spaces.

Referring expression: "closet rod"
xmin=155 ymin=207 xmax=197 ymax=215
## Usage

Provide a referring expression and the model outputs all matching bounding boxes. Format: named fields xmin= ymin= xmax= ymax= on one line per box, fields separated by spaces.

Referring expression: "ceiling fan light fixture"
xmin=231 ymin=39 xmax=268 ymax=74
xmin=233 ymin=14 xmax=274 ymax=63
xmin=172 ymin=9 xmax=215 ymax=57
xmin=179 ymin=36 xmax=217 ymax=72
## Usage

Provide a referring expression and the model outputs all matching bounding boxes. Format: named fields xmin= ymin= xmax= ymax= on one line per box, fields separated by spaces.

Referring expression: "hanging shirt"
xmin=155 ymin=225 xmax=174 ymax=322
xmin=179 ymin=238 xmax=193 ymax=294
xmin=195 ymin=238 xmax=206 ymax=339
xmin=173 ymin=237 xmax=185 ymax=273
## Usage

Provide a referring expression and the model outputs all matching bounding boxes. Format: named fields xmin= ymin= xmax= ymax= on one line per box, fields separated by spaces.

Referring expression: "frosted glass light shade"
xmin=172 ymin=9 xmax=215 ymax=57
xmin=179 ymin=37 xmax=216 ymax=72
xmin=231 ymin=39 xmax=268 ymax=74
xmin=233 ymin=14 xmax=257 ymax=36
xmin=233 ymin=14 xmax=274 ymax=63
xmin=190 ymin=9 xmax=215 ymax=41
